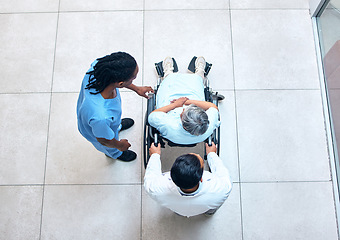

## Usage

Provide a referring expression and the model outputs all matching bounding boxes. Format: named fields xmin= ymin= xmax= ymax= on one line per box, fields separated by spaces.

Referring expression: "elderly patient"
xmin=144 ymin=142 xmax=232 ymax=217
xmin=148 ymin=56 xmax=220 ymax=145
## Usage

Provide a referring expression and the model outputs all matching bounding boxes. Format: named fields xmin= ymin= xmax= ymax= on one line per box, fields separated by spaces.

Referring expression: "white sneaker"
xmin=162 ymin=57 xmax=174 ymax=78
xmin=195 ymin=56 xmax=206 ymax=79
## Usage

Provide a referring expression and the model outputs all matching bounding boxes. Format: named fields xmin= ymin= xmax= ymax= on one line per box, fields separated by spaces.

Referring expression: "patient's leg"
xmin=163 ymin=56 xmax=174 ymax=78
xmin=194 ymin=56 xmax=206 ymax=80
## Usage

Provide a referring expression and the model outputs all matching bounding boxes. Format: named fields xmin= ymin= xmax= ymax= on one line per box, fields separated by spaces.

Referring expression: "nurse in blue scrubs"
xmin=77 ymin=52 xmax=153 ymax=162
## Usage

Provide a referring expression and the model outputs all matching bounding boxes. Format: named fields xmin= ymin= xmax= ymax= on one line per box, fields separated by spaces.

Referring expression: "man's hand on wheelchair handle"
xmin=205 ymin=142 xmax=217 ymax=154
xmin=149 ymin=142 xmax=161 ymax=156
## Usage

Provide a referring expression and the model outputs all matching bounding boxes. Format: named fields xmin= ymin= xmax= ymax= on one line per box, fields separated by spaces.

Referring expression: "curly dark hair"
xmin=85 ymin=52 xmax=137 ymax=94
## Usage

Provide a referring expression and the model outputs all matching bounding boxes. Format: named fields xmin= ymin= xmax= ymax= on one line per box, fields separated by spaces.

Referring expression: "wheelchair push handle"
xmin=154 ymin=133 xmax=159 ymax=147
xmin=208 ymin=136 xmax=212 ymax=147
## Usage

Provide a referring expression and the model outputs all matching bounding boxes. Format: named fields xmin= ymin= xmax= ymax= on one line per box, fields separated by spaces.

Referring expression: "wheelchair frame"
xmin=143 ymin=57 xmax=225 ymax=168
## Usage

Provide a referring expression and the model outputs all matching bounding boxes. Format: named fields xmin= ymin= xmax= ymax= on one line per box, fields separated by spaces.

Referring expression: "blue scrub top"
xmin=77 ymin=60 xmax=123 ymax=158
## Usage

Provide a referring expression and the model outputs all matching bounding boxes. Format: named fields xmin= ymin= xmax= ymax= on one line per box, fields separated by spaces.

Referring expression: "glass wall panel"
xmin=317 ymin=0 xmax=340 ymax=190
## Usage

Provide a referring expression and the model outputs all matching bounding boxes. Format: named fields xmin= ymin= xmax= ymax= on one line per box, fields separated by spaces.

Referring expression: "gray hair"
xmin=181 ymin=104 xmax=209 ymax=136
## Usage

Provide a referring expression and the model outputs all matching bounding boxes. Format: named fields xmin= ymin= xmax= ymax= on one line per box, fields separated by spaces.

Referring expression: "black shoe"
xmin=117 ymin=150 xmax=137 ymax=162
xmin=120 ymin=118 xmax=134 ymax=131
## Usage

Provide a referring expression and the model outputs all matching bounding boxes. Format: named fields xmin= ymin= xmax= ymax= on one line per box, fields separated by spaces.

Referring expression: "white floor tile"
xmin=0 ymin=1 xmax=338 ymax=239
xmin=242 ymin=182 xmax=338 ymax=240
xmin=0 ymin=186 xmax=43 ymax=240
xmin=53 ymin=12 xmax=144 ymax=92
xmin=60 ymin=0 xmax=143 ymax=11
xmin=45 ymin=92 xmax=142 ymax=184
xmin=145 ymin=0 xmax=229 ymax=10
xmin=237 ymin=90 xmax=330 ymax=181
xmin=0 ymin=94 xmax=50 ymax=184
xmin=142 ymin=184 xmax=242 ymax=240
xmin=230 ymin=0 xmax=309 ymax=9
xmin=0 ymin=13 xmax=57 ymax=93
xmin=232 ymin=10 xmax=319 ymax=90
xmin=144 ymin=10 xmax=233 ymax=90
xmin=41 ymin=185 xmax=141 ymax=240
xmin=216 ymin=91 xmax=239 ymax=181
xmin=0 ymin=0 xmax=59 ymax=13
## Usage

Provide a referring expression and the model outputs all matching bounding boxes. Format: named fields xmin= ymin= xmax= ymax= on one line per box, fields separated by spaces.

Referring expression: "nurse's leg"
xmin=92 ymin=141 xmax=122 ymax=159
xmin=105 ymin=147 xmax=123 ymax=159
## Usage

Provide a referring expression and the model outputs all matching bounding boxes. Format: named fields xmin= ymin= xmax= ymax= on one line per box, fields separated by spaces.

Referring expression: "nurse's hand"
xmin=136 ymin=86 xmax=154 ymax=98
xmin=117 ymin=139 xmax=131 ymax=151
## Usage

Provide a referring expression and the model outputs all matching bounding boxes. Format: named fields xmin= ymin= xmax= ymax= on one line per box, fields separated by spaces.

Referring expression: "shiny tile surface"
xmin=237 ymin=90 xmax=330 ymax=181
xmin=0 ymin=13 xmax=57 ymax=93
xmin=145 ymin=0 xmax=229 ymax=10
xmin=143 ymin=10 xmax=234 ymax=90
xmin=41 ymin=185 xmax=141 ymax=240
xmin=53 ymin=11 xmax=144 ymax=92
xmin=0 ymin=186 xmax=43 ymax=239
xmin=0 ymin=1 xmax=338 ymax=239
xmin=230 ymin=0 xmax=309 ymax=9
xmin=232 ymin=10 xmax=319 ymax=90
xmin=60 ymin=0 xmax=143 ymax=11
xmin=242 ymin=182 xmax=338 ymax=240
xmin=45 ymin=92 xmax=142 ymax=184
xmin=0 ymin=94 xmax=50 ymax=184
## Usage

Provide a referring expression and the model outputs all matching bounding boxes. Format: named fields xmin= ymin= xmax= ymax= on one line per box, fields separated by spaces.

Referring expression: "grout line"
xmin=41 ymin=183 xmax=143 ymax=186
xmin=140 ymin=2 xmax=146 ymax=239
xmin=237 ymin=180 xmax=333 ymax=184
xmin=0 ymin=9 xmax=228 ymax=15
xmin=142 ymin=8 xmax=229 ymax=12
xmin=57 ymin=10 xmax=144 ymax=13
xmin=0 ymin=7 xmax=311 ymax=15
xmin=0 ymin=92 xmax=52 ymax=95
xmin=0 ymin=184 xmax=44 ymax=187
xmin=229 ymin=5 xmax=244 ymax=240
xmin=0 ymin=10 xmax=143 ymax=15
xmin=0 ymin=88 xmax=323 ymax=95
xmin=0 ymin=11 xmax=59 ymax=14
xmin=229 ymin=8 xmax=310 ymax=11
xmin=232 ymin=88 xmax=322 ymax=91
xmin=0 ymin=183 xmax=143 ymax=187
xmin=0 ymin=180 xmax=332 ymax=187
xmin=39 ymin=1 xmax=61 ymax=239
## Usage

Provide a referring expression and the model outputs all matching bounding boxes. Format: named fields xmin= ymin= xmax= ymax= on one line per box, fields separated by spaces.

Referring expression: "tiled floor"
xmin=0 ymin=0 xmax=339 ymax=239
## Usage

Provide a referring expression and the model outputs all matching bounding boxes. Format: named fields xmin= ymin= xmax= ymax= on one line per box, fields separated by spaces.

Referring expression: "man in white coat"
xmin=144 ymin=142 xmax=232 ymax=217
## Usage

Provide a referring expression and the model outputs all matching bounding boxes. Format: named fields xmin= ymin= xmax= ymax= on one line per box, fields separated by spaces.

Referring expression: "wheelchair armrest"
xmin=146 ymin=93 xmax=156 ymax=125
xmin=204 ymin=87 xmax=212 ymax=102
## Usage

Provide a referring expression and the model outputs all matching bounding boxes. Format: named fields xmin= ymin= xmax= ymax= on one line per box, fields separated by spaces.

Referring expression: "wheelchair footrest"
xmin=187 ymin=56 xmax=212 ymax=77
xmin=154 ymin=58 xmax=178 ymax=77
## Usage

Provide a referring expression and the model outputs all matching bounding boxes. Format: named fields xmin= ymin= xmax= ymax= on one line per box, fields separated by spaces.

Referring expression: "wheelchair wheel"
xmin=216 ymin=125 xmax=221 ymax=156
xmin=143 ymin=113 xmax=151 ymax=169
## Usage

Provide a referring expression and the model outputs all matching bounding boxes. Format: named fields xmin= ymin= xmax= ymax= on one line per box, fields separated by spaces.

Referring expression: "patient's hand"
xmin=171 ymin=97 xmax=188 ymax=107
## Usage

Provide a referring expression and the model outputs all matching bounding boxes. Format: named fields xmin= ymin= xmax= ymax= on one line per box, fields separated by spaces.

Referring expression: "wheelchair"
xmin=143 ymin=57 xmax=225 ymax=168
